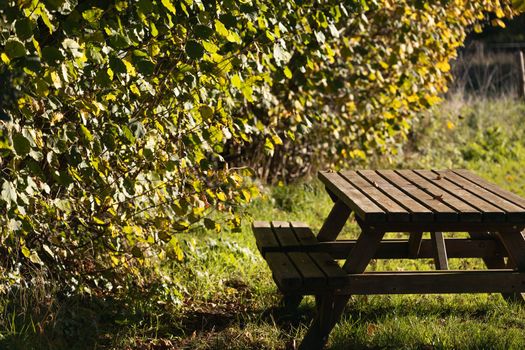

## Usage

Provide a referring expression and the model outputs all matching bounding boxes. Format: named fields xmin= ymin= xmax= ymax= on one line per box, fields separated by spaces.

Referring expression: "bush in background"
xmin=0 ymin=0 xmax=520 ymax=295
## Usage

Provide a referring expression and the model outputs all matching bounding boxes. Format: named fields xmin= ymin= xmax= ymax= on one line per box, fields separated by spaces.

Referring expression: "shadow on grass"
xmin=1 ymin=291 xmax=520 ymax=350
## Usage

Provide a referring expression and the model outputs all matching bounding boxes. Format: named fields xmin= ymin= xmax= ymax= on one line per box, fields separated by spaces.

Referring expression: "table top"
xmin=319 ymin=169 xmax=525 ymax=224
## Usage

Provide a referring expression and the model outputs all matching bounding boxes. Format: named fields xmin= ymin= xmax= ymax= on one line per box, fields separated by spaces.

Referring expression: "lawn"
xmin=2 ymin=97 xmax=525 ymax=349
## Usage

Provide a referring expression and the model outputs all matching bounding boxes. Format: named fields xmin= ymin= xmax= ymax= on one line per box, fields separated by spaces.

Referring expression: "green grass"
xmin=2 ymin=96 xmax=525 ymax=349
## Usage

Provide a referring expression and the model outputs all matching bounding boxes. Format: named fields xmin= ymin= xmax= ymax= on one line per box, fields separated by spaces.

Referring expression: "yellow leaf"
xmin=436 ymin=61 xmax=450 ymax=72
xmin=21 ymin=245 xmax=30 ymax=258
xmin=283 ymin=66 xmax=292 ymax=79
xmin=492 ymin=18 xmax=506 ymax=28
xmin=1 ymin=53 xmax=10 ymax=64
xmin=161 ymin=0 xmax=176 ymax=14
xmin=474 ymin=24 xmax=483 ymax=33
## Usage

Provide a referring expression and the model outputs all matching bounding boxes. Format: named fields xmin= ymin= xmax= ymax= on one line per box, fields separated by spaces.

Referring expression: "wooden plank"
xmin=338 ymin=270 xmax=525 ymax=295
xmin=396 ymin=170 xmax=481 ymax=222
xmin=290 ymin=222 xmax=318 ymax=246
xmin=252 ymin=221 xmax=279 ymax=255
xmin=377 ymin=170 xmax=458 ymax=222
xmin=453 ymin=169 xmax=525 ymax=209
xmin=356 ymin=218 xmax=525 ymax=233
xmin=288 ymin=252 xmax=326 ymax=287
xmin=430 ymin=232 xmax=449 ymax=270
xmin=317 ymin=200 xmax=351 ymax=242
xmin=319 ymin=171 xmax=386 ymax=223
xmin=261 ymin=238 xmax=508 ymax=260
xmin=343 ymin=230 xmax=385 ymax=273
xmin=339 ymin=171 xmax=410 ymax=222
xmin=358 ymin=170 xmax=433 ymax=222
xmin=266 ymin=252 xmax=302 ymax=290
xmin=408 ymin=232 xmax=423 ymax=258
xmin=309 ymin=252 xmax=347 ymax=287
xmin=434 ymin=170 xmax=525 ymax=223
xmin=271 ymin=221 xmax=300 ymax=247
xmin=416 ymin=170 xmax=505 ymax=222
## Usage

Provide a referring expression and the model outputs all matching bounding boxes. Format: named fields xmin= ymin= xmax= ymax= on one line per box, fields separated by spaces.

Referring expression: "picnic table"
xmin=253 ymin=169 xmax=525 ymax=350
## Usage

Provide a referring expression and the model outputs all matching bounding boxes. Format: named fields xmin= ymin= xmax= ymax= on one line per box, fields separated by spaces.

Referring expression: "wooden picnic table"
xmin=253 ymin=169 xmax=525 ymax=350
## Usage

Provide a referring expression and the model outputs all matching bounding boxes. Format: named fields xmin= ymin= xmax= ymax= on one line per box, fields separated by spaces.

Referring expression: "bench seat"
xmin=253 ymin=221 xmax=347 ymax=293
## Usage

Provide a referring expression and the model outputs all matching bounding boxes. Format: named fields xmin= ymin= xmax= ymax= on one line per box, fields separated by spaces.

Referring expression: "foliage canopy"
xmin=0 ymin=0 xmax=519 ymax=292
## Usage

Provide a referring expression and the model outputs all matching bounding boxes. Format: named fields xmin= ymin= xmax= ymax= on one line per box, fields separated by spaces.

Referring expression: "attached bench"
xmin=253 ymin=221 xmax=346 ymax=294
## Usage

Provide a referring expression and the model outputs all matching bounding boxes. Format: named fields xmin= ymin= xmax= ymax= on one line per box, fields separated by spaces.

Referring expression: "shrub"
xmin=0 ymin=0 xmax=519 ymax=292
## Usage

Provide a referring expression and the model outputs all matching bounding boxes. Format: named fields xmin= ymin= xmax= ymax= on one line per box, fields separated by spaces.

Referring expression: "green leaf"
xmin=15 ymin=19 xmax=34 ymax=41
xmin=199 ymin=105 xmax=214 ymax=119
xmin=135 ymin=58 xmax=155 ymax=75
xmin=13 ymin=133 xmax=31 ymax=156
xmin=5 ymin=39 xmax=26 ymax=59
xmin=185 ymin=40 xmax=204 ymax=59
xmin=42 ymin=46 xmax=64 ymax=65
xmin=160 ymin=0 xmax=177 ymax=14
xmin=82 ymin=8 xmax=104 ymax=24
xmin=109 ymin=34 xmax=131 ymax=49
xmin=109 ymin=56 xmax=127 ymax=74
xmin=194 ymin=25 xmax=213 ymax=39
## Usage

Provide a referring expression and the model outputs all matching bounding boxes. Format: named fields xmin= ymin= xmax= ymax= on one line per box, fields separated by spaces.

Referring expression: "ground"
xmin=2 ymin=97 xmax=525 ymax=349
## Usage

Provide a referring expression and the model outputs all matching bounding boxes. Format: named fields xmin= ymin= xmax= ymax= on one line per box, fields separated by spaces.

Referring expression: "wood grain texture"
xmin=340 ymin=170 xmax=410 ymax=222
xmin=396 ymin=170 xmax=481 ymax=222
xmin=319 ymin=171 xmax=386 ymax=222
xmin=358 ymin=170 xmax=433 ymax=222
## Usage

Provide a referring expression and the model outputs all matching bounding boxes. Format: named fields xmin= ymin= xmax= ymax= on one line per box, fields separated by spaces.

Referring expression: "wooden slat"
xmin=453 ymin=169 xmax=525 ymax=211
xmin=396 ymin=170 xmax=481 ymax=222
xmin=358 ymin=170 xmax=433 ymax=222
xmin=266 ymin=252 xmax=302 ymax=290
xmin=261 ymin=238 xmax=508 ymax=260
xmin=271 ymin=221 xmax=299 ymax=247
xmin=356 ymin=219 xmax=525 ymax=233
xmin=252 ymin=221 xmax=279 ymax=255
xmin=290 ymin=222 xmax=318 ymax=246
xmin=416 ymin=170 xmax=505 ymax=222
xmin=377 ymin=170 xmax=458 ymax=222
xmin=434 ymin=170 xmax=525 ymax=223
xmin=309 ymin=252 xmax=347 ymax=287
xmin=288 ymin=252 xmax=326 ymax=286
xmin=340 ymin=170 xmax=410 ymax=222
xmin=338 ymin=270 xmax=525 ymax=295
xmin=319 ymin=171 xmax=386 ymax=223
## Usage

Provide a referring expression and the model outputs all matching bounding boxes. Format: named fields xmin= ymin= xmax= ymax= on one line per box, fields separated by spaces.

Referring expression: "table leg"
xmin=492 ymin=230 xmax=525 ymax=303
xmin=317 ymin=200 xmax=351 ymax=242
xmin=299 ymin=230 xmax=385 ymax=350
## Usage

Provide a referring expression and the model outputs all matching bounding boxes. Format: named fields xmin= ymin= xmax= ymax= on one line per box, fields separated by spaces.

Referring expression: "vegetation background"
xmin=0 ymin=0 xmax=525 ymax=349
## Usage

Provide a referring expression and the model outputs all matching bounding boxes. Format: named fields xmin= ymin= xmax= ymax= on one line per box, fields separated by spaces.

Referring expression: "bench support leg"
xmin=470 ymin=232 xmax=524 ymax=303
xmin=407 ymin=231 xmax=423 ymax=258
xmin=430 ymin=231 xmax=449 ymax=270
xmin=494 ymin=230 xmax=525 ymax=303
xmin=299 ymin=229 xmax=384 ymax=350
xmin=281 ymin=294 xmax=303 ymax=311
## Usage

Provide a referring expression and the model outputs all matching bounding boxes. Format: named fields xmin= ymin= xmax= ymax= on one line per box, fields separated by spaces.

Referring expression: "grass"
xmin=2 ymin=96 xmax=525 ymax=349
